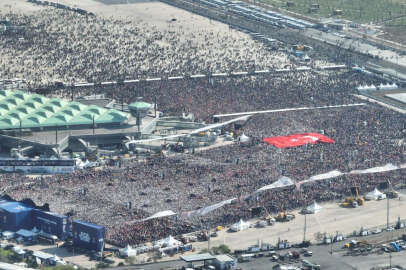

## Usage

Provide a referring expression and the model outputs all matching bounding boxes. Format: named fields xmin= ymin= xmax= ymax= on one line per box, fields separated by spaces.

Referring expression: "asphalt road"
xmin=112 ymin=245 xmax=406 ymax=270
xmin=109 ymin=245 xmax=355 ymax=270
xmin=109 ymin=227 xmax=406 ymax=270
xmin=304 ymin=28 xmax=406 ymax=68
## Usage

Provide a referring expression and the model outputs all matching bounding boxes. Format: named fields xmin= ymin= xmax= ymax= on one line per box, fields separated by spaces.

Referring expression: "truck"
xmin=237 ymin=254 xmax=254 ymax=262
xmin=390 ymin=242 xmax=401 ymax=252
xmin=341 ymin=187 xmax=364 ymax=208
xmin=275 ymin=211 xmax=295 ymax=222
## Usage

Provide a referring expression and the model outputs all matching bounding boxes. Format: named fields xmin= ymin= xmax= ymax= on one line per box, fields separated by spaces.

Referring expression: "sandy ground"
xmin=192 ymin=197 xmax=406 ymax=251
xmin=380 ymin=26 xmax=406 ymax=46
xmin=1 ymin=0 xmax=44 ymax=14
xmin=3 ymin=0 xmax=248 ymax=39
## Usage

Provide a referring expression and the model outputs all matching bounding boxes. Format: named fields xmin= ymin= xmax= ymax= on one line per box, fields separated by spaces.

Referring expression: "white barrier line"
xmin=213 ymin=103 xmax=366 ymax=118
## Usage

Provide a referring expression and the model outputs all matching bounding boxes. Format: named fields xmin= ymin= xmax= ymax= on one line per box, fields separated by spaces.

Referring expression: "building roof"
xmin=0 ymin=262 xmax=36 ymax=270
xmin=180 ymin=253 xmax=215 ymax=262
xmin=0 ymin=89 xmax=129 ymax=130
xmin=0 ymin=202 xmax=32 ymax=213
xmin=16 ymin=229 xmax=37 ymax=238
xmin=73 ymin=220 xmax=105 ymax=230
xmin=33 ymin=209 xmax=67 ymax=219
xmin=128 ymin=101 xmax=152 ymax=110
xmin=32 ymin=251 xmax=54 ymax=260
xmin=215 ymin=254 xmax=235 ymax=262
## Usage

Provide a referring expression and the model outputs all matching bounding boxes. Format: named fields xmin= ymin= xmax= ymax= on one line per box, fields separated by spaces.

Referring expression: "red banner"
xmin=263 ymin=133 xmax=335 ymax=148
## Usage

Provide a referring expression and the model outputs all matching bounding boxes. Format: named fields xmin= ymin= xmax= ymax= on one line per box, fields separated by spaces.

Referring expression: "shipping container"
xmin=0 ymin=202 xmax=33 ymax=231
xmin=33 ymin=209 xmax=69 ymax=240
xmin=72 ymin=220 xmax=105 ymax=252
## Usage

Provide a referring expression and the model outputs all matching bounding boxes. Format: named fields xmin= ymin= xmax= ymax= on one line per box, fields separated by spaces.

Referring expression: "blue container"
xmin=0 ymin=202 xmax=33 ymax=231
xmin=33 ymin=209 xmax=69 ymax=240
xmin=72 ymin=220 xmax=105 ymax=252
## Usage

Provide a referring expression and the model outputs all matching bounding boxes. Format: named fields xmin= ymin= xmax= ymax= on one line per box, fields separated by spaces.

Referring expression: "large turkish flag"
xmin=263 ymin=133 xmax=335 ymax=148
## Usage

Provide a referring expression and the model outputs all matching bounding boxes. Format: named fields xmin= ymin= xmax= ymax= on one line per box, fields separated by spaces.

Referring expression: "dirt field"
xmin=380 ymin=26 xmax=406 ymax=46
xmin=5 ymin=0 xmax=248 ymax=38
xmin=258 ymin=0 xmax=406 ymax=24
xmin=193 ymin=196 xmax=406 ymax=251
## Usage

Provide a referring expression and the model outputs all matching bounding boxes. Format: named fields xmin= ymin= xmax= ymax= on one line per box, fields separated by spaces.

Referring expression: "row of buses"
xmin=195 ymin=0 xmax=316 ymax=29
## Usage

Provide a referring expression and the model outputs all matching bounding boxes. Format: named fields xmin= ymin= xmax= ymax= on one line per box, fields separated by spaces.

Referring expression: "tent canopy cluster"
xmin=364 ymin=188 xmax=386 ymax=201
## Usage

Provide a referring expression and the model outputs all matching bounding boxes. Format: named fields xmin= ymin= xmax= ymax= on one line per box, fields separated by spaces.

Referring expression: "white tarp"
xmin=140 ymin=210 xmax=177 ymax=222
xmin=230 ymin=219 xmax=250 ymax=232
xmin=298 ymin=163 xmax=406 ymax=186
xmin=132 ymin=163 xmax=406 ymax=223
xmin=365 ymin=188 xmax=386 ymax=201
xmin=119 ymin=245 xmax=137 ymax=257
xmin=301 ymin=170 xmax=342 ymax=184
xmin=184 ymin=198 xmax=236 ymax=218
xmin=256 ymin=176 xmax=295 ymax=192
xmin=349 ymin=163 xmax=399 ymax=174
xmin=304 ymin=201 xmax=322 ymax=214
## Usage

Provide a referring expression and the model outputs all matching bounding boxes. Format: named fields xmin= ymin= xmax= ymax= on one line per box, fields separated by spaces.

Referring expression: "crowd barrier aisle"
xmin=66 ymin=66 xmax=347 ymax=88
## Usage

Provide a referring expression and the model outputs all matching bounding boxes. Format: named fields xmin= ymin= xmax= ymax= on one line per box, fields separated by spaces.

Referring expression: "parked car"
xmin=265 ymin=251 xmax=276 ymax=257
xmin=372 ymin=228 xmax=382 ymax=234
xmin=304 ymin=250 xmax=313 ymax=257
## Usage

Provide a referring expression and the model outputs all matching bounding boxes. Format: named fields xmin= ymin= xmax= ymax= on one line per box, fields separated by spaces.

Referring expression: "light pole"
xmin=387 ymin=179 xmax=391 ymax=230
xmin=303 ymin=213 xmax=307 ymax=243
xmin=387 ymin=192 xmax=390 ymax=230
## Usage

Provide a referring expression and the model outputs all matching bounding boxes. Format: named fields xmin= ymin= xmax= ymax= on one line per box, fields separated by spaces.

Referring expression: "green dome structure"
xmin=0 ymin=89 xmax=129 ymax=130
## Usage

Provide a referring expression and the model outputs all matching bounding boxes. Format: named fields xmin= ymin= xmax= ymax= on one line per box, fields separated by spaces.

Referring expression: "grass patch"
xmin=258 ymin=0 xmax=406 ymax=24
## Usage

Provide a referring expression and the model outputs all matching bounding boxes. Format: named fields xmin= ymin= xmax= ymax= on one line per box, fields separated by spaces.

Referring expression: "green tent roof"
xmin=128 ymin=101 xmax=152 ymax=110
xmin=0 ymin=89 xmax=129 ymax=129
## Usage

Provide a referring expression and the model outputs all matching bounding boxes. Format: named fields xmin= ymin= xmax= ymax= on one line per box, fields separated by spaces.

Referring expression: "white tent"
xmin=155 ymin=235 xmax=181 ymax=248
xmin=119 ymin=245 xmax=137 ymax=257
xmin=368 ymin=84 xmax=377 ymax=90
xmin=230 ymin=219 xmax=250 ymax=232
xmin=365 ymin=188 xmax=386 ymax=200
xmin=239 ymin=133 xmax=250 ymax=143
xmin=304 ymin=201 xmax=322 ymax=214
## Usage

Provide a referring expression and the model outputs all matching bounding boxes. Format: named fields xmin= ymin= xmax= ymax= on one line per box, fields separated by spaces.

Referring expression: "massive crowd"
xmin=0 ymin=7 xmax=299 ymax=88
xmin=3 ymin=72 xmax=405 ymax=246
xmin=0 ymin=3 xmax=405 ymax=247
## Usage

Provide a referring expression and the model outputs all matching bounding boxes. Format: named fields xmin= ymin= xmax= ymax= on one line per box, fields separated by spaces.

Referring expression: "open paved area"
xmin=192 ymin=197 xmax=406 ymax=252
xmin=110 ymin=239 xmax=406 ymax=270
xmin=16 ymin=0 xmax=247 ymax=37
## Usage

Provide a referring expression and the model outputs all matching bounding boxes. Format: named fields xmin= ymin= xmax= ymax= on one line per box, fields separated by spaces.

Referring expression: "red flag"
xmin=263 ymin=133 xmax=335 ymax=148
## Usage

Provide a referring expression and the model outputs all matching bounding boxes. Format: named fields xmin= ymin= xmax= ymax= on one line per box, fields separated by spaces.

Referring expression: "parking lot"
xmin=108 ymin=226 xmax=406 ymax=270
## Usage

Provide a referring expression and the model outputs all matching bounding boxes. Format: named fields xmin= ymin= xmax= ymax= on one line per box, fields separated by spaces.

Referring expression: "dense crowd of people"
xmin=0 ymin=4 xmax=405 ymax=247
xmin=3 ymin=72 xmax=405 ymax=246
xmin=0 ymin=7 xmax=302 ymax=88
